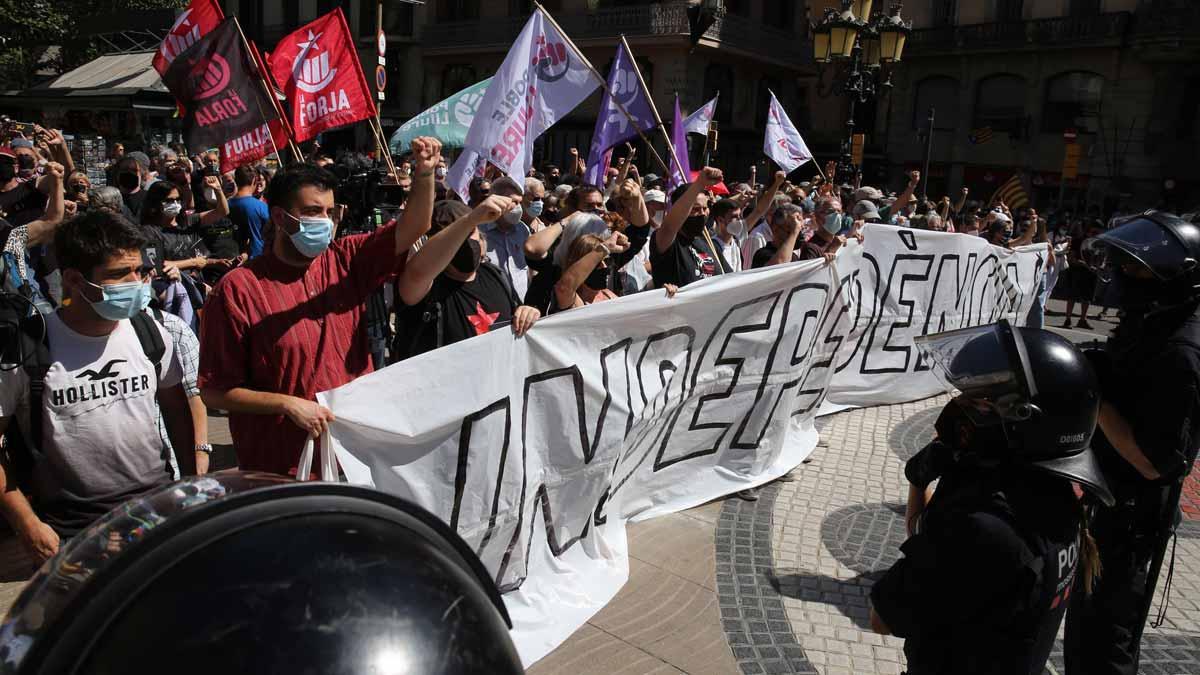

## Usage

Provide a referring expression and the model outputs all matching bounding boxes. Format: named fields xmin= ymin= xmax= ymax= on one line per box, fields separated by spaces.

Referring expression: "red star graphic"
xmin=467 ymin=301 xmax=500 ymax=336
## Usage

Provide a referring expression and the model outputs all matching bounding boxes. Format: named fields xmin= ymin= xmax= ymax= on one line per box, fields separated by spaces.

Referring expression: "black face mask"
xmin=450 ymin=238 xmax=482 ymax=274
xmin=584 ymin=265 xmax=608 ymax=290
xmin=15 ymin=155 xmax=35 ymax=178
xmin=117 ymin=171 xmax=141 ymax=192
xmin=1108 ymin=270 xmax=1162 ymax=313
xmin=682 ymin=215 xmax=707 ymax=239
xmin=0 ymin=162 xmax=14 ymax=182
xmin=937 ymin=397 xmax=1011 ymax=457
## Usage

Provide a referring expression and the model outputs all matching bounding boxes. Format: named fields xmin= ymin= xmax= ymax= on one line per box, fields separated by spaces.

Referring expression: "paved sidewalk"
xmin=3 ymin=318 xmax=1197 ymax=675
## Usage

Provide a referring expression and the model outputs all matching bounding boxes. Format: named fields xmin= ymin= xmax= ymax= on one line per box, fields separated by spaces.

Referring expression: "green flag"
xmin=390 ymin=77 xmax=492 ymax=152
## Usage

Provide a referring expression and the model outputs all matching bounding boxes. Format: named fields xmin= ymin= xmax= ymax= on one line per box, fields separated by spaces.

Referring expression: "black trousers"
xmin=1063 ymin=501 xmax=1159 ymax=675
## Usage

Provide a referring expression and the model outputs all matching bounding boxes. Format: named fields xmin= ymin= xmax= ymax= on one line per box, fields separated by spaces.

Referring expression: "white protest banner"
xmin=764 ymin=89 xmax=814 ymax=174
xmin=319 ymin=226 xmax=1047 ymax=666
xmin=446 ymin=9 xmax=601 ymax=197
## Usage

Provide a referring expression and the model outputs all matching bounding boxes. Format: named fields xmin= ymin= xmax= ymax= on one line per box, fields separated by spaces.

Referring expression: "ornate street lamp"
xmin=811 ymin=1 xmax=910 ymax=178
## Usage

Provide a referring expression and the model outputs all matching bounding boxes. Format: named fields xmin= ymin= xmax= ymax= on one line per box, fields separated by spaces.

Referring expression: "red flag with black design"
xmin=268 ymin=8 xmax=377 ymax=143
xmin=162 ymin=18 xmax=280 ymax=154
xmin=218 ymin=41 xmax=295 ymax=173
xmin=152 ymin=0 xmax=225 ymax=76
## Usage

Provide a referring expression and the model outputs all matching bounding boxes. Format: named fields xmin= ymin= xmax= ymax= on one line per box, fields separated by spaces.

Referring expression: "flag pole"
xmin=232 ymin=17 xmax=302 ymax=163
xmin=532 ymin=5 xmax=671 ymax=178
xmin=618 ymin=34 xmax=689 ymax=182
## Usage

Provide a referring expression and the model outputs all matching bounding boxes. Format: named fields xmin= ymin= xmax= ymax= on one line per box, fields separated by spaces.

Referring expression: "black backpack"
xmin=1 ymin=309 xmax=165 ymax=487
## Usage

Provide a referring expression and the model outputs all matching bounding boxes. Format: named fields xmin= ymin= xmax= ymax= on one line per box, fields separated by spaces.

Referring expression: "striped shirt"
xmin=198 ymin=226 xmax=404 ymax=475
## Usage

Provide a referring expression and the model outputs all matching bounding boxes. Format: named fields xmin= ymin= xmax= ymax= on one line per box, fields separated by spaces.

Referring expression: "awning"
xmin=13 ymin=51 xmax=172 ymax=108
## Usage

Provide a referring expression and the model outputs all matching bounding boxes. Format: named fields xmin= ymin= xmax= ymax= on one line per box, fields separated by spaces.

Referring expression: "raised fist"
xmin=908 ymin=170 xmax=920 ymax=185
xmin=43 ymin=162 xmax=64 ymax=180
xmin=472 ymin=194 xmax=519 ymax=223
xmin=698 ymin=166 xmax=723 ymax=187
xmin=773 ymin=170 xmax=787 ymax=184
xmin=410 ymin=136 xmax=443 ymax=176
xmin=603 ymin=230 xmax=630 ymax=255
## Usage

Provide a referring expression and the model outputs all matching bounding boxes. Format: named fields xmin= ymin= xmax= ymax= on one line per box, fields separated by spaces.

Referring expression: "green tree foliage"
xmin=0 ymin=0 xmax=188 ymax=90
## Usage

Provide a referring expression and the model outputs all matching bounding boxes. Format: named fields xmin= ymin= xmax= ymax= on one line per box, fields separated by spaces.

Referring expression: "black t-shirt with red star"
xmin=392 ymin=261 xmax=520 ymax=362
xmin=649 ymin=229 xmax=730 ymax=289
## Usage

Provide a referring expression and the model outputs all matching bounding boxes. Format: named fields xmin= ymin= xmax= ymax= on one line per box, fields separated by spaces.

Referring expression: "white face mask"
xmin=725 ymin=218 xmax=746 ymax=239
xmin=651 ymin=210 xmax=664 ymax=227
xmin=162 ymin=201 xmax=182 ymax=217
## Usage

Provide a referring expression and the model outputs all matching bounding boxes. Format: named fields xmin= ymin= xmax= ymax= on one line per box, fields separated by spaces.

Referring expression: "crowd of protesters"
xmin=0 ymin=120 xmax=1194 ymax=561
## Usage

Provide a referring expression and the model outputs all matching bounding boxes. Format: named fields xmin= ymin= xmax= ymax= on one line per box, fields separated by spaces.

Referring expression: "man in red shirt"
xmin=198 ymin=138 xmax=441 ymax=475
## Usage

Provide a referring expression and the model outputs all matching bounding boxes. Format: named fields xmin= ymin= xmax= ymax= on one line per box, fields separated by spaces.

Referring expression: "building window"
xmin=361 ymin=1 xmax=415 ymax=37
xmin=724 ymin=0 xmax=750 ymax=17
xmin=974 ymin=74 xmax=1026 ymax=135
xmin=510 ymin=0 xmax=560 ymax=13
xmin=442 ymin=64 xmax=477 ymax=98
xmin=1043 ymin=71 xmax=1104 ymax=133
xmin=763 ymin=1 xmax=795 ymax=31
xmin=703 ymin=65 xmax=734 ymax=124
xmin=1179 ymin=77 xmax=1200 ymax=140
xmin=1069 ymin=0 xmax=1102 ymax=16
xmin=993 ymin=0 xmax=1023 ymax=22
xmin=912 ymin=76 xmax=960 ymax=130
xmin=757 ymin=78 xmax=781 ymax=130
xmin=931 ymin=0 xmax=956 ymax=26
xmin=438 ymin=0 xmax=481 ymax=22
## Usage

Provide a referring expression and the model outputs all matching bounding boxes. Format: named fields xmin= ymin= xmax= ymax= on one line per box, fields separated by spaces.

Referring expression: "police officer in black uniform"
xmin=1063 ymin=210 xmax=1200 ymax=675
xmin=869 ymin=319 xmax=1114 ymax=675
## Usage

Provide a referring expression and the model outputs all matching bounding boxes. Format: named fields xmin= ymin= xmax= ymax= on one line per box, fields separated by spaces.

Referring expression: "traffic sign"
xmin=377 ymin=30 xmax=386 ymax=58
xmin=375 ymin=65 xmax=387 ymax=92
xmin=1063 ymin=128 xmax=1077 ymax=141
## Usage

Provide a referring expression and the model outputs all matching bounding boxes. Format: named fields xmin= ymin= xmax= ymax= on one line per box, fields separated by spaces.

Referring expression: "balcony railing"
xmin=1133 ymin=1 xmax=1200 ymax=38
xmin=421 ymin=2 xmax=809 ymax=65
xmin=909 ymin=11 xmax=1131 ymax=53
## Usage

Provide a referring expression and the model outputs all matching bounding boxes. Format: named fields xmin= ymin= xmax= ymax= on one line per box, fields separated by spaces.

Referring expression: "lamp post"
xmin=813 ymin=1 xmax=911 ymax=180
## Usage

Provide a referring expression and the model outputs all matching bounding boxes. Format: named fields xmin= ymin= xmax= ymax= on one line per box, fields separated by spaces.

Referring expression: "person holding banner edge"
xmin=198 ymin=138 xmax=442 ymax=478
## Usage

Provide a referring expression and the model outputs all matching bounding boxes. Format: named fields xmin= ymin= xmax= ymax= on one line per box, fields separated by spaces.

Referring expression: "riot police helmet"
xmin=1088 ymin=210 xmax=1200 ymax=311
xmin=0 ymin=473 xmax=524 ymax=675
xmin=916 ymin=320 xmax=1114 ymax=506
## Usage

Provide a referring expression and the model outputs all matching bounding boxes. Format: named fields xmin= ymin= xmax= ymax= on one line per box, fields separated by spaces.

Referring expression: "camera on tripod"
xmin=334 ymin=168 xmax=407 ymax=234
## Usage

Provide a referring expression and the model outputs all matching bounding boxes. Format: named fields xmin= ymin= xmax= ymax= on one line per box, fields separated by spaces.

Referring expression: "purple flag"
xmin=666 ymin=94 xmax=692 ymax=195
xmin=583 ymin=42 xmax=656 ymax=186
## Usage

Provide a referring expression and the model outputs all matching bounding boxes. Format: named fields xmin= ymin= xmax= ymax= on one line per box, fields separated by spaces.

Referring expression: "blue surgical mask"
xmin=84 ymin=279 xmax=151 ymax=321
xmin=527 ymin=200 xmax=544 ymax=218
xmin=822 ymin=213 xmax=843 ymax=235
xmin=287 ymin=214 xmax=334 ymax=258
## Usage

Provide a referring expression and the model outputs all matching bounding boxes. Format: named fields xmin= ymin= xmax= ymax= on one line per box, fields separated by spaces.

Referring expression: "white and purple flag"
xmin=683 ymin=94 xmax=718 ymax=136
xmin=763 ymin=89 xmax=814 ymax=174
xmin=447 ymin=9 xmax=601 ymax=196
xmin=666 ymin=94 xmax=692 ymax=194
xmin=583 ymin=42 xmax=656 ymax=186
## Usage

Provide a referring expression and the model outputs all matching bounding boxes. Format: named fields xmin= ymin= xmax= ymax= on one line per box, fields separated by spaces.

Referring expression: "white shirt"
xmin=716 ymin=232 xmax=744 ymax=274
xmin=742 ymin=221 xmax=772 ymax=271
xmin=481 ymin=220 xmax=532 ymax=301
xmin=0 ymin=312 xmax=181 ymax=518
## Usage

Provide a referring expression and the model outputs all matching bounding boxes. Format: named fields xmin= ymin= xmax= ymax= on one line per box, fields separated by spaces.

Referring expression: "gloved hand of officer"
xmin=905 ymin=439 xmax=954 ymax=490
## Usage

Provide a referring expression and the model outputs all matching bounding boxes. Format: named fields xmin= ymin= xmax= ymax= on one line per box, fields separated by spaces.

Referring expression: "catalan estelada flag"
xmin=989 ymin=172 xmax=1030 ymax=210
xmin=968 ymin=126 xmax=993 ymax=145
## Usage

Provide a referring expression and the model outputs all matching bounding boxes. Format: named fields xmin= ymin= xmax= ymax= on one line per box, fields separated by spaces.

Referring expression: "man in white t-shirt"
xmin=0 ymin=210 xmax=194 ymax=562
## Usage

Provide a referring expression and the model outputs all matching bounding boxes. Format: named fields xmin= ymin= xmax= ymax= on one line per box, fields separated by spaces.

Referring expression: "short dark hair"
xmin=711 ymin=198 xmax=739 ymax=219
xmin=669 ymin=182 xmax=692 ymax=204
xmin=234 ymin=164 xmax=257 ymax=188
xmin=566 ymin=184 xmax=603 ymax=212
xmin=265 ymin=163 xmax=338 ymax=211
xmin=56 ymin=209 xmax=147 ymax=278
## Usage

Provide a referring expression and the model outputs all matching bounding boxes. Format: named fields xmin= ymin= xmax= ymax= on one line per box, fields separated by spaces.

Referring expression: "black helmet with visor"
xmin=915 ymin=319 xmax=1113 ymax=506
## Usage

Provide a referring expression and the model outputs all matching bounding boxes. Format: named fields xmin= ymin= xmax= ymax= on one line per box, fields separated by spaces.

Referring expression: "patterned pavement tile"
xmin=717 ymin=396 xmax=1200 ymax=674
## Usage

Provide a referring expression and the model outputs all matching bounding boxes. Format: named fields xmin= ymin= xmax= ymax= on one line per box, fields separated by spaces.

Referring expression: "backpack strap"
xmin=129 ymin=311 xmax=165 ymax=382
xmin=18 ymin=313 xmax=51 ymax=459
